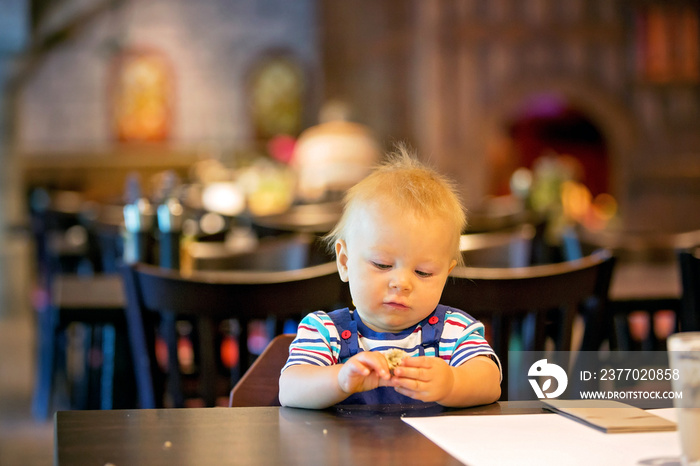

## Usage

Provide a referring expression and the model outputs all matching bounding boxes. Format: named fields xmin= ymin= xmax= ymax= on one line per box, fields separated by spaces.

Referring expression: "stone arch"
xmin=479 ymin=77 xmax=640 ymax=208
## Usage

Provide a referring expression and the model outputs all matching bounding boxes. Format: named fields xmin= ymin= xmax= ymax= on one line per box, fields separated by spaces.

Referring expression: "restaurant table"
xmin=52 ymin=273 xmax=126 ymax=320
xmin=605 ymin=260 xmax=682 ymax=349
xmin=54 ymin=402 xmax=543 ymax=465
xmin=608 ymin=261 xmax=680 ymax=310
xmin=251 ymin=201 xmax=342 ymax=234
xmin=577 ymin=225 xmax=689 ymax=323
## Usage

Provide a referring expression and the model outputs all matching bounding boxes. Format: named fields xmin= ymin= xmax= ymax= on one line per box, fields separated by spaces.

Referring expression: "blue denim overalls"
xmin=327 ymin=305 xmax=450 ymax=405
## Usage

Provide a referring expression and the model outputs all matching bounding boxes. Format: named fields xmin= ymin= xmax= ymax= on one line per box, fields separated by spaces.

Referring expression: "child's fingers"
xmin=394 ymin=356 xmax=443 ymax=380
xmin=393 ymin=365 xmax=429 ymax=381
xmin=362 ymin=354 xmax=392 ymax=379
xmin=393 ymin=374 xmax=422 ymax=391
xmin=345 ymin=359 xmax=371 ymax=376
xmin=351 ymin=352 xmax=391 ymax=379
xmin=397 ymin=356 xmax=433 ymax=368
xmin=393 ymin=381 xmax=428 ymax=400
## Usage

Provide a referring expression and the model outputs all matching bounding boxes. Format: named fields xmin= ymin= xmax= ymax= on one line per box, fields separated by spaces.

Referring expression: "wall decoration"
xmin=248 ymin=54 xmax=304 ymax=141
xmin=110 ymin=49 xmax=174 ymax=142
xmin=636 ymin=5 xmax=699 ymax=83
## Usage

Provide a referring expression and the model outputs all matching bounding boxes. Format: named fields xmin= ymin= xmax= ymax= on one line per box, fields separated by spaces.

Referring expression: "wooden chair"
xmin=180 ymin=233 xmax=336 ymax=380
xmin=679 ymin=247 xmax=700 ymax=332
xmin=459 ymin=224 xmax=534 ymax=268
xmin=228 ymin=334 xmax=294 ymax=407
xmin=572 ymin=227 xmax=700 ymax=350
xmin=120 ymin=261 xmax=348 ymax=408
xmin=440 ymin=249 xmax=615 ymax=399
xmin=32 ymin=273 xmax=129 ymax=418
xmin=29 ymin=190 xmax=132 ymax=418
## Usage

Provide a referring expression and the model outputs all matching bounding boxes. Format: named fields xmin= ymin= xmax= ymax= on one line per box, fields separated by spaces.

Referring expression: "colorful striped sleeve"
xmin=441 ymin=309 xmax=502 ymax=377
xmin=281 ymin=311 xmax=340 ymax=371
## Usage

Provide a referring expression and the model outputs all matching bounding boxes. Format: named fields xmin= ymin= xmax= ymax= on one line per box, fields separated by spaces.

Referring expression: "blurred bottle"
xmin=122 ymin=174 xmax=155 ymax=264
xmin=156 ymin=171 xmax=183 ymax=269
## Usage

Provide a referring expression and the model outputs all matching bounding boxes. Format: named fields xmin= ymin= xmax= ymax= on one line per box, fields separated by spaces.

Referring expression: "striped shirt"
xmin=282 ymin=306 xmax=501 ymax=375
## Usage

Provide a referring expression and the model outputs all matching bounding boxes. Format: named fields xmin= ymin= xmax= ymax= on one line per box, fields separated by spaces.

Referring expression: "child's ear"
xmin=335 ymin=239 xmax=350 ymax=282
xmin=448 ymin=259 xmax=457 ymax=275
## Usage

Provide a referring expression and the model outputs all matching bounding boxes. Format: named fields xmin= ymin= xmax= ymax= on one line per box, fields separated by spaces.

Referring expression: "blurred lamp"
xmin=199 ymin=212 xmax=227 ymax=235
xmin=510 ymin=167 xmax=532 ymax=199
xmin=201 ymin=182 xmax=246 ymax=216
xmin=292 ymin=120 xmax=381 ymax=202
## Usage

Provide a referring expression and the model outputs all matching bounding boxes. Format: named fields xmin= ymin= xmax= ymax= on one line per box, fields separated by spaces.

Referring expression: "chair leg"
xmin=85 ymin=325 xmax=101 ymax=409
xmin=123 ymin=288 xmax=157 ymax=409
xmin=578 ymin=297 xmax=607 ymax=351
xmin=100 ymin=324 xmax=116 ymax=410
xmin=160 ymin=313 xmax=184 ymax=407
xmin=112 ymin=325 xmax=137 ymax=409
xmin=198 ymin=316 xmax=218 ymax=406
xmin=239 ymin=318 xmax=250 ymax=372
xmin=73 ymin=323 xmax=92 ymax=410
xmin=32 ymin=305 xmax=56 ymax=419
xmin=559 ymin=307 xmax=575 ymax=352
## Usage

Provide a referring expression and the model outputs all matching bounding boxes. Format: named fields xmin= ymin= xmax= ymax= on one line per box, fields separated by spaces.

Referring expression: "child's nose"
xmin=389 ymin=269 xmax=412 ymax=291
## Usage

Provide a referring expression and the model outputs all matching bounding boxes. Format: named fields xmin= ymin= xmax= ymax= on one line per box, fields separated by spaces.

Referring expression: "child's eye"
xmin=371 ymin=261 xmax=392 ymax=270
xmin=416 ymin=270 xmax=433 ymax=278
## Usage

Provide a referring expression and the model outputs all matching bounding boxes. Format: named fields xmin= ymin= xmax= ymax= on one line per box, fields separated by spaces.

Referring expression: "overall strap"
xmin=326 ymin=308 xmax=359 ymax=360
xmin=419 ymin=305 xmax=449 ymax=355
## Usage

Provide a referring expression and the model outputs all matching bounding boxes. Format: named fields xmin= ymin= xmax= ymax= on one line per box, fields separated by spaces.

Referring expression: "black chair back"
xmin=440 ymin=249 xmax=615 ymax=399
xmin=679 ymin=247 xmax=700 ymax=332
xmin=459 ymin=224 xmax=534 ymax=268
xmin=120 ymin=261 xmax=348 ymax=408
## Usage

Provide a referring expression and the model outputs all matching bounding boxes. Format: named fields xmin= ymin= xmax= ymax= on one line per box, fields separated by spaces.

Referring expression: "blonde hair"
xmin=324 ymin=145 xmax=467 ymax=264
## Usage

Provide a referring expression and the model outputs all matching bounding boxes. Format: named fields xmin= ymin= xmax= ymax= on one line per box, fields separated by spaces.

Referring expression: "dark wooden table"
xmin=609 ymin=261 xmax=680 ymax=304
xmin=54 ymin=402 xmax=546 ymax=465
xmin=606 ymin=260 xmax=682 ymax=349
xmin=53 ymin=273 xmax=126 ymax=322
xmin=251 ymin=201 xmax=342 ymax=234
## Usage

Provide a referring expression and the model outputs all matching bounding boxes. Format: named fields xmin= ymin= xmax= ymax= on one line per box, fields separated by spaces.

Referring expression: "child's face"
xmin=335 ymin=202 xmax=457 ymax=333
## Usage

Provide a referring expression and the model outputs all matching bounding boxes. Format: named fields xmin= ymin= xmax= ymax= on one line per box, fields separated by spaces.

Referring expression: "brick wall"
xmin=17 ymin=0 xmax=320 ymax=153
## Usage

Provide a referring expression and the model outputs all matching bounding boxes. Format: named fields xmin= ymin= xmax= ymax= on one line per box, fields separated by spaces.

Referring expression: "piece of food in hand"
xmin=383 ymin=349 xmax=407 ymax=374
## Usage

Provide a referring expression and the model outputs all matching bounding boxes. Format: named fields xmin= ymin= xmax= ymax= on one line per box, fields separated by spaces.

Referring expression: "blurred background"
xmin=0 ymin=0 xmax=699 ymax=463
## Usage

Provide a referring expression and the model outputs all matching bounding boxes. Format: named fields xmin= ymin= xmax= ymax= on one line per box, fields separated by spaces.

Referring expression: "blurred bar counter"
xmin=19 ymin=148 xmax=200 ymax=202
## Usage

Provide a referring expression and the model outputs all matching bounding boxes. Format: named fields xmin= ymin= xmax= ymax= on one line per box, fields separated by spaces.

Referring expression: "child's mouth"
xmin=384 ymin=301 xmax=409 ymax=310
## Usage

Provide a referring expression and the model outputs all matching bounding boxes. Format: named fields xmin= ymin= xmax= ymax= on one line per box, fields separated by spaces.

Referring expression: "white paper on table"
xmin=402 ymin=408 xmax=681 ymax=466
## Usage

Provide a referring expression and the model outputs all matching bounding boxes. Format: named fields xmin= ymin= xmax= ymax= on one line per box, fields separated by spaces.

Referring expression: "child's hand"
xmin=391 ymin=356 xmax=454 ymax=402
xmin=337 ymin=351 xmax=392 ymax=395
